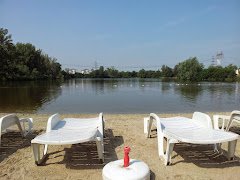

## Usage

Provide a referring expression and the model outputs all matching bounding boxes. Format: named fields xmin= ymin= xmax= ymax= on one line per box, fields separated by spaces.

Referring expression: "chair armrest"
xmin=19 ymin=118 xmax=33 ymax=136
xmin=213 ymin=115 xmax=230 ymax=130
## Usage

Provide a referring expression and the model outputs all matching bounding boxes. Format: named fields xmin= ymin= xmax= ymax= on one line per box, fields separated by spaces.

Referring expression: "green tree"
xmin=0 ymin=28 xmax=62 ymax=80
xmin=224 ymin=64 xmax=237 ymax=81
xmin=0 ymin=28 xmax=13 ymax=48
xmin=99 ymin=66 xmax=105 ymax=78
xmin=203 ymin=66 xmax=225 ymax=81
xmin=0 ymin=28 xmax=15 ymax=80
xmin=173 ymin=64 xmax=179 ymax=77
xmin=138 ymin=69 xmax=146 ymax=78
xmin=161 ymin=65 xmax=173 ymax=77
xmin=106 ymin=67 xmax=119 ymax=78
xmin=177 ymin=57 xmax=203 ymax=82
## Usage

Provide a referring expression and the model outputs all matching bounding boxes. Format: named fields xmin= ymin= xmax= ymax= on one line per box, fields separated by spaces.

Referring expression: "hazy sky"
xmin=0 ymin=0 xmax=239 ymax=70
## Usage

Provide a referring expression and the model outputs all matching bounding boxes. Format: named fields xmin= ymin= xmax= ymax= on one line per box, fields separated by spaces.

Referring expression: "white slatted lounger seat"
xmin=31 ymin=113 xmax=104 ymax=165
xmin=0 ymin=114 xmax=33 ymax=146
xmin=144 ymin=112 xmax=239 ymax=165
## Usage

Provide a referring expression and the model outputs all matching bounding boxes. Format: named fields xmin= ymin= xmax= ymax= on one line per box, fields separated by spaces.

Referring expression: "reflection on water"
xmin=174 ymin=84 xmax=203 ymax=102
xmin=0 ymin=80 xmax=62 ymax=113
xmin=0 ymin=79 xmax=239 ymax=113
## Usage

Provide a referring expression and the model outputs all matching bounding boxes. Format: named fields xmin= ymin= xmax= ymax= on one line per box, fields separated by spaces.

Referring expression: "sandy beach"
xmin=0 ymin=112 xmax=239 ymax=180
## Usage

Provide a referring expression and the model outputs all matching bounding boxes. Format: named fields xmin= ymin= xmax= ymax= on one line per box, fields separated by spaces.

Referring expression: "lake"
xmin=0 ymin=79 xmax=239 ymax=114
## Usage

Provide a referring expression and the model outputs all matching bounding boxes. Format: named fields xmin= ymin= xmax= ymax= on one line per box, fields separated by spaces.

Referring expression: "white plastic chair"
xmin=144 ymin=112 xmax=239 ymax=165
xmin=213 ymin=110 xmax=240 ymax=131
xmin=31 ymin=113 xmax=105 ymax=165
xmin=0 ymin=114 xmax=33 ymax=146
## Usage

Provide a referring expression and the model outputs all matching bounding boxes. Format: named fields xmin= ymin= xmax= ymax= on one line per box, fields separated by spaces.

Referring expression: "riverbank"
xmin=0 ymin=112 xmax=239 ymax=179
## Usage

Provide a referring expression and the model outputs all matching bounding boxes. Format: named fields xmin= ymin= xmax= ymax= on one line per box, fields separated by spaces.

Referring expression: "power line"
xmin=62 ymin=56 xmax=239 ymax=70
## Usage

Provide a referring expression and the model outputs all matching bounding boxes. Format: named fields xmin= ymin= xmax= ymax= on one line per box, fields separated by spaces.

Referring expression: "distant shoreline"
xmin=0 ymin=111 xmax=232 ymax=118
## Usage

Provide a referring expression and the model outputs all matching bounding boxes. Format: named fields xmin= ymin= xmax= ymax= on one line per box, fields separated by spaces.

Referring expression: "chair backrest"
xmin=226 ymin=110 xmax=240 ymax=131
xmin=150 ymin=113 xmax=163 ymax=133
xmin=46 ymin=113 xmax=61 ymax=133
xmin=192 ymin=112 xmax=213 ymax=129
xmin=0 ymin=114 xmax=23 ymax=132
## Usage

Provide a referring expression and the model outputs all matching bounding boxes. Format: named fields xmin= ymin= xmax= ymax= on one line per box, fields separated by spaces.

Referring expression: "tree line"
xmin=1 ymin=27 xmax=239 ymax=82
xmin=66 ymin=57 xmax=239 ymax=82
xmin=0 ymin=28 xmax=62 ymax=80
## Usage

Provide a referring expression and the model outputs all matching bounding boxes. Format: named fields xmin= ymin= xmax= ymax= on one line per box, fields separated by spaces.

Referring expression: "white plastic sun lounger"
xmin=31 ymin=113 xmax=104 ymax=165
xmin=213 ymin=110 xmax=240 ymax=131
xmin=144 ymin=112 xmax=239 ymax=165
xmin=0 ymin=114 xmax=33 ymax=146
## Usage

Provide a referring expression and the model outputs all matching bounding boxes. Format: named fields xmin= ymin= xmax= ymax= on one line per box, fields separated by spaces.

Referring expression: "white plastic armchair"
xmin=144 ymin=112 xmax=239 ymax=165
xmin=213 ymin=110 xmax=240 ymax=131
xmin=0 ymin=114 xmax=33 ymax=146
xmin=31 ymin=113 xmax=105 ymax=165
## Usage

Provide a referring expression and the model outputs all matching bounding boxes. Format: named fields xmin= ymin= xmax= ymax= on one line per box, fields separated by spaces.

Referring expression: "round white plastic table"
xmin=102 ymin=159 xmax=150 ymax=180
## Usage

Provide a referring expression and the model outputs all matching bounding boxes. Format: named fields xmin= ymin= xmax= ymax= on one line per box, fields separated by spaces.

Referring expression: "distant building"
xmin=81 ymin=69 xmax=92 ymax=74
xmin=236 ymin=69 xmax=240 ymax=76
xmin=65 ymin=68 xmax=77 ymax=74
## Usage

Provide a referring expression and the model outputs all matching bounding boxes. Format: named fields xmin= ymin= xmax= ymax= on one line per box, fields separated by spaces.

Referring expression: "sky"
xmin=0 ymin=0 xmax=240 ymax=70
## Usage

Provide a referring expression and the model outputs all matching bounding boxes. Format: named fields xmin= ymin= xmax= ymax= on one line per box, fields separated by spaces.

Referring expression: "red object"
xmin=124 ymin=146 xmax=131 ymax=167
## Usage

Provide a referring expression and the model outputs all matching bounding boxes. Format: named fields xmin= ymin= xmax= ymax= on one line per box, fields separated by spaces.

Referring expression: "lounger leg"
xmin=165 ymin=139 xmax=175 ymax=165
xmin=43 ymin=144 xmax=48 ymax=155
xmin=32 ymin=143 xmax=40 ymax=164
xmin=157 ymin=132 xmax=165 ymax=157
xmin=0 ymin=133 xmax=2 ymax=147
xmin=147 ymin=118 xmax=153 ymax=138
xmin=32 ymin=143 xmax=48 ymax=165
xmin=228 ymin=140 xmax=237 ymax=160
xmin=213 ymin=144 xmax=217 ymax=152
xmin=214 ymin=144 xmax=218 ymax=152
xmin=144 ymin=117 xmax=149 ymax=135
xmin=96 ymin=137 xmax=104 ymax=162
xmin=213 ymin=143 xmax=222 ymax=153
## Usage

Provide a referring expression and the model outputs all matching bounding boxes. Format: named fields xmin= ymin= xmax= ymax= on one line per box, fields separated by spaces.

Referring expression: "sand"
xmin=0 ymin=112 xmax=239 ymax=180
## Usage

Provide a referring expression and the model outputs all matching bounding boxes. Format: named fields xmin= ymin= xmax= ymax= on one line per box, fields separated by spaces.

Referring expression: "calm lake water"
xmin=0 ymin=79 xmax=239 ymax=114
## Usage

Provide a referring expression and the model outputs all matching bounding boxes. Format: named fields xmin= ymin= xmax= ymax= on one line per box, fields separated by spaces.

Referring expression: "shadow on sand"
xmin=0 ymin=130 xmax=40 ymax=163
xmin=40 ymin=129 xmax=124 ymax=169
xmin=171 ymin=143 xmax=240 ymax=168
